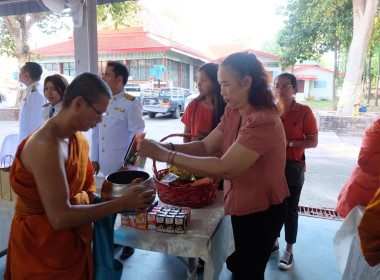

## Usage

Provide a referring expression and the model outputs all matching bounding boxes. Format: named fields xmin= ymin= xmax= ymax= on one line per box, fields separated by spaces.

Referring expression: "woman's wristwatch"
xmin=288 ymin=140 xmax=294 ymax=148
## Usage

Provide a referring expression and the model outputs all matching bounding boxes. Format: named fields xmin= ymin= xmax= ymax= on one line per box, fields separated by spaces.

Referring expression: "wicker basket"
xmin=153 ymin=134 xmax=220 ymax=208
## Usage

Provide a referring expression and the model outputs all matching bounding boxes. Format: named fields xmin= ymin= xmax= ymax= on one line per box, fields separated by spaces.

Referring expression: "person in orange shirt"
xmin=358 ymin=186 xmax=380 ymax=267
xmin=336 ymin=115 xmax=380 ymax=218
xmin=273 ymin=73 xmax=318 ymax=270
xmin=5 ymin=73 xmax=155 ymax=280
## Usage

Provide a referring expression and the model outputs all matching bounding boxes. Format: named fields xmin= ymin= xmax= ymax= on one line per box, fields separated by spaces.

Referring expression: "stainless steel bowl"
xmin=101 ymin=170 xmax=156 ymax=202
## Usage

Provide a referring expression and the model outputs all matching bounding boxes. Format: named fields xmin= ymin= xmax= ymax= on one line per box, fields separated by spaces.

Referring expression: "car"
xmin=124 ymin=83 xmax=155 ymax=101
xmin=184 ymin=89 xmax=199 ymax=110
xmin=142 ymin=87 xmax=191 ymax=119
xmin=124 ymin=83 xmax=143 ymax=100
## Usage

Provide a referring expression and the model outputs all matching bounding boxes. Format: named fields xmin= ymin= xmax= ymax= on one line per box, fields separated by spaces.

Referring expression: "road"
xmin=0 ymin=113 xmax=362 ymax=209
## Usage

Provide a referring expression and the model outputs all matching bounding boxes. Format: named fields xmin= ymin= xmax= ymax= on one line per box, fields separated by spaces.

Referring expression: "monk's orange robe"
xmin=358 ymin=186 xmax=380 ymax=266
xmin=5 ymin=132 xmax=96 ymax=280
xmin=336 ymin=115 xmax=380 ymax=217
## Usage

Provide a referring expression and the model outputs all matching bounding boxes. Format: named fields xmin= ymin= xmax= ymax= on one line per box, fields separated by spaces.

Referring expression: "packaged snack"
xmin=165 ymin=214 xmax=175 ymax=234
xmin=180 ymin=207 xmax=191 ymax=227
xmin=121 ymin=214 xmax=135 ymax=227
xmin=174 ymin=214 xmax=186 ymax=234
xmin=156 ymin=213 xmax=166 ymax=232
xmin=135 ymin=212 xmax=147 ymax=230
xmin=160 ymin=172 xmax=180 ymax=184
xmin=147 ymin=211 xmax=158 ymax=230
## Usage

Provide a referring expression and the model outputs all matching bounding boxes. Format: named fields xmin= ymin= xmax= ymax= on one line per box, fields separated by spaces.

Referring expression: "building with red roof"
xmin=32 ymin=27 xmax=214 ymax=89
xmin=293 ymin=64 xmax=344 ymax=101
xmin=32 ymin=31 xmax=285 ymax=89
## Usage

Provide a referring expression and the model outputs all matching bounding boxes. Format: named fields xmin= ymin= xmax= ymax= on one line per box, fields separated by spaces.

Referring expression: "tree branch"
xmin=4 ymin=16 xmax=20 ymax=41
xmin=26 ymin=13 xmax=45 ymax=31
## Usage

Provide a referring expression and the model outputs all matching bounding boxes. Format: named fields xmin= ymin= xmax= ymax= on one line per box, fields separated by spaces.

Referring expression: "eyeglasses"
xmin=83 ymin=97 xmax=107 ymax=119
xmin=274 ymin=84 xmax=294 ymax=90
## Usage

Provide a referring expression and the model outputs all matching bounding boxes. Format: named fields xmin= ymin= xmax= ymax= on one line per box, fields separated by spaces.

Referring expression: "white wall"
xmin=294 ymin=68 xmax=333 ymax=100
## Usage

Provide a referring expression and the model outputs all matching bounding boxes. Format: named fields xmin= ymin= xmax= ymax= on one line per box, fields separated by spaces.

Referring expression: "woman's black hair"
xmin=44 ymin=74 xmax=69 ymax=100
xmin=221 ymin=52 xmax=275 ymax=110
xmin=274 ymin=72 xmax=298 ymax=92
xmin=197 ymin=63 xmax=226 ymax=129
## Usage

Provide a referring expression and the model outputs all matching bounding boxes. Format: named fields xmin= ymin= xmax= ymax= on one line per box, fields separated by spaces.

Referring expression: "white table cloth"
xmin=114 ymin=191 xmax=234 ymax=280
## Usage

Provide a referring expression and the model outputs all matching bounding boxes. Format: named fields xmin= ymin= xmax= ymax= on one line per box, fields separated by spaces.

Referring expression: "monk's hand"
xmin=92 ymin=161 xmax=100 ymax=175
xmin=121 ymin=186 xmax=156 ymax=212
xmin=137 ymin=139 xmax=168 ymax=163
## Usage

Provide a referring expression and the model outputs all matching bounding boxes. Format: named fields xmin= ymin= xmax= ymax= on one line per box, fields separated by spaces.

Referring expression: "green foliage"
xmin=261 ymin=33 xmax=282 ymax=57
xmin=300 ymin=100 xmax=333 ymax=111
xmin=0 ymin=19 xmax=15 ymax=56
xmin=276 ymin=0 xmax=353 ymax=68
xmin=35 ymin=12 xmax=69 ymax=35
xmin=97 ymin=1 xmax=143 ymax=30
xmin=0 ymin=2 xmax=142 ymax=60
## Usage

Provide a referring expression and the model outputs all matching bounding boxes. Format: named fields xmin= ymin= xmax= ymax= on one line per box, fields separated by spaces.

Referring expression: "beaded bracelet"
xmin=167 ymin=150 xmax=173 ymax=164
xmin=170 ymin=151 xmax=177 ymax=164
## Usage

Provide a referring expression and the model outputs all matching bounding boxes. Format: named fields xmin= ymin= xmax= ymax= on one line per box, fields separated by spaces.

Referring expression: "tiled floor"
xmin=113 ymin=215 xmax=342 ymax=280
xmin=0 ymin=214 xmax=341 ymax=280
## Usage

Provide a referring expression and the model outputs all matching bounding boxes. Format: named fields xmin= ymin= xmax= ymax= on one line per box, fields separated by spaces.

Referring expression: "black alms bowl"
xmin=101 ymin=170 xmax=156 ymax=202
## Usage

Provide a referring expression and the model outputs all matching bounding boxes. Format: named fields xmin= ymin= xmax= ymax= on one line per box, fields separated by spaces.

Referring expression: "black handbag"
xmin=285 ymin=160 xmax=305 ymax=187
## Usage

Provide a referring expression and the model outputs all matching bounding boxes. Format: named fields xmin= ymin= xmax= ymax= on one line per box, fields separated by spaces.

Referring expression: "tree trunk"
xmin=336 ymin=0 xmax=379 ymax=116
xmin=4 ymin=13 xmax=44 ymax=106
xmin=332 ymin=34 xmax=338 ymax=111
xmin=366 ymin=45 xmax=372 ymax=105
xmin=376 ymin=52 xmax=380 ymax=106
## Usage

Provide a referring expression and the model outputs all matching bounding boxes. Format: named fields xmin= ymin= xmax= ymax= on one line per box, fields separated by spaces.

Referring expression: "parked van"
xmin=124 ymin=83 xmax=155 ymax=101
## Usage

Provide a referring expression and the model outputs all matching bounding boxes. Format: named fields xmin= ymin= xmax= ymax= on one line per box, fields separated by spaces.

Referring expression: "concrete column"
xmin=73 ymin=0 xmax=98 ymax=76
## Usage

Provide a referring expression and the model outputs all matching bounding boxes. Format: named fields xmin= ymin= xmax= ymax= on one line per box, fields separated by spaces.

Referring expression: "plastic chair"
xmin=0 ymin=134 xmax=19 ymax=165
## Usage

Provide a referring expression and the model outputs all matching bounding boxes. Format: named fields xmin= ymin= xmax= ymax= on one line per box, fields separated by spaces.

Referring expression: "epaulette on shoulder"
xmin=42 ymin=102 xmax=51 ymax=107
xmin=124 ymin=93 xmax=135 ymax=101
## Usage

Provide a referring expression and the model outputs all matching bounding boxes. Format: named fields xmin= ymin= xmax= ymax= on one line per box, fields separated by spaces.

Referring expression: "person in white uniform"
xmin=42 ymin=74 xmax=69 ymax=121
xmin=91 ymin=61 xmax=145 ymax=260
xmin=18 ymin=62 xmax=45 ymax=143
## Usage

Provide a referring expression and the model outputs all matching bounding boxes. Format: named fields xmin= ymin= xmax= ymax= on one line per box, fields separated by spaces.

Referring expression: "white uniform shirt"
xmin=91 ymin=90 xmax=145 ymax=176
xmin=19 ymin=81 xmax=45 ymax=143
xmin=42 ymin=101 xmax=63 ymax=121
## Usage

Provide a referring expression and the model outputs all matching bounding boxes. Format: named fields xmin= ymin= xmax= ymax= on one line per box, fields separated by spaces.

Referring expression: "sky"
xmin=1 ymin=0 xmax=287 ymax=83
xmin=29 ymin=0 xmax=286 ymax=51
xmin=140 ymin=0 xmax=286 ymax=50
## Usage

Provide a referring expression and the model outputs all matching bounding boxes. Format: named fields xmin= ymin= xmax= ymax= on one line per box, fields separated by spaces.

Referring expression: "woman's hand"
xmin=137 ymin=139 xmax=169 ymax=163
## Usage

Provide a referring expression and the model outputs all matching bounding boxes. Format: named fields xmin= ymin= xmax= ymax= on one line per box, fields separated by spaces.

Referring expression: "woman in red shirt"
xmin=181 ymin=63 xmax=225 ymax=142
xmin=273 ymin=73 xmax=318 ymax=270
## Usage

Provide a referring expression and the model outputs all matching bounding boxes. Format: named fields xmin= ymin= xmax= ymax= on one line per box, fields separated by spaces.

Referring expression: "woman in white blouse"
xmin=42 ymin=74 xmax=69 ymax=121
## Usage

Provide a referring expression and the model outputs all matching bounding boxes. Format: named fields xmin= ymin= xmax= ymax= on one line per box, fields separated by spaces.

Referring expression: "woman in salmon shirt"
xmin=138 ymin=52 xmax=289 ymax=279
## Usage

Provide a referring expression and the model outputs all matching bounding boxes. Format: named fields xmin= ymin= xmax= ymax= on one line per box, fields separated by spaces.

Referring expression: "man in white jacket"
xmin=18 ymin=62 xmax=45 ymax=143
xmin=91 ymin=61 xmax=145 ymax=260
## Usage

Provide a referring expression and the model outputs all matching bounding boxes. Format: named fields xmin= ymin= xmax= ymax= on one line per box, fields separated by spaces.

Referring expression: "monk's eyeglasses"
xmin=83 ymin=97 xmax=107 ymax=119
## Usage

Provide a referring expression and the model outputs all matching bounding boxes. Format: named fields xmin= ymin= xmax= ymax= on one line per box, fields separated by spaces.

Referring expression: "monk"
xmin=358 ymin=186 xmax=380 ymax=267
xmin=5 ymin=73 xmax=155 ymax=280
